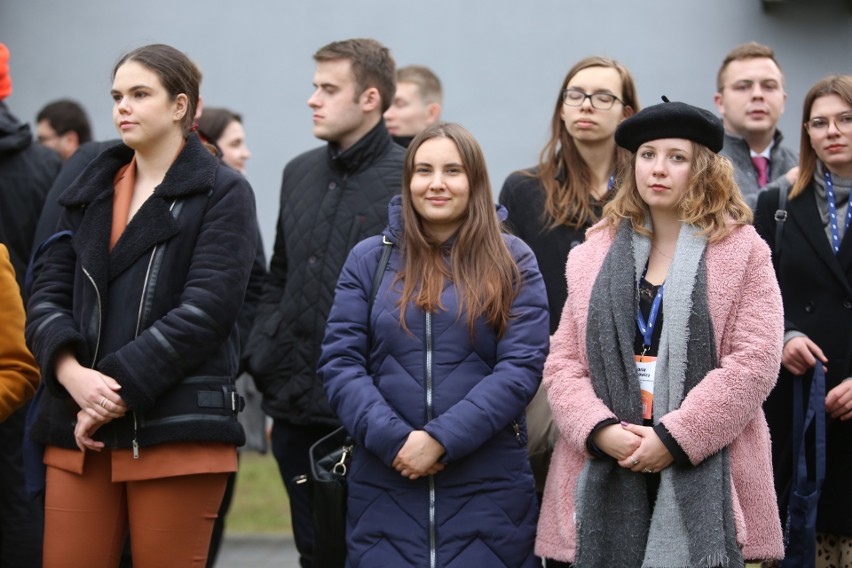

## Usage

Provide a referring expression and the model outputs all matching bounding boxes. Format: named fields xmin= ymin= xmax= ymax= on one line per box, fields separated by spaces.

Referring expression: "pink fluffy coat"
xmin=536 ymin=222 xmax=785 ymax=563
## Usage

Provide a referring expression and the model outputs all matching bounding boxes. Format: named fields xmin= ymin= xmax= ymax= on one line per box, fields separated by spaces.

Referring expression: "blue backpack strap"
xmin=25 ymin=229 xmax=74 ymax=297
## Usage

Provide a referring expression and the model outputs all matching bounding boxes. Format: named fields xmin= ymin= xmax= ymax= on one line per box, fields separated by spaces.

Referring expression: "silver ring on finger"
xmin=100 ymin=397 xmax=108 ymax=409
xmin=630 ymin=456 xmax=639 ymax=466
xmin=643 ymin=468 xmax=653 ymax=474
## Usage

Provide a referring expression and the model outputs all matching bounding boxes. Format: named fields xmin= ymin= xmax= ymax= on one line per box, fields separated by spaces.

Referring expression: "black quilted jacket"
xmin=244 ymin=120 xmax=403 ymax=425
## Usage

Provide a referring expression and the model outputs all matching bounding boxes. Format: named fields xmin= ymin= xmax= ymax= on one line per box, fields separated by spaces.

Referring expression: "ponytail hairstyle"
xmin=113 ymin=44 xmax=201 ymax=138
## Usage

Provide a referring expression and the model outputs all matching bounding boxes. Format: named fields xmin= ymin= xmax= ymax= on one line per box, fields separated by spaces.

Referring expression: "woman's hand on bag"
xmin=826 ymin=380 xmax=852 ymax=420
xmin=74 ymin=410 xmax=107 ymax=452
xmin=593 ymin=423 xmax=641 ymax=461
xmin=393 ymin=431 xmax=446 ymax=480
xmin=55 ymin=352 xmax=128 ymax=420
xmin=617 ymin=423 xmax=674 ymax=474
xmin=782 ymin=336 xmax=827 ymax=376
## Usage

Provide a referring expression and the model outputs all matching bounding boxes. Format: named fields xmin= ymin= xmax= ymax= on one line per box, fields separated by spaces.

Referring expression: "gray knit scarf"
xmin=575 ymin=220 xmax=743 ymax=568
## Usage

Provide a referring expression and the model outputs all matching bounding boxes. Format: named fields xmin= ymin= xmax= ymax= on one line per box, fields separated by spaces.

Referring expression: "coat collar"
xmin=722 ymin=128 xmax=787 ymax=156
xmin=326 ymin=118 xmax=394 ymax=175
xmin=788 ymin=184 xmax=852 ymax=297
xmin=63 ymin=134 xmax=219 ymax=291
xmin=60 ymin=134 xmax=217 ymax=207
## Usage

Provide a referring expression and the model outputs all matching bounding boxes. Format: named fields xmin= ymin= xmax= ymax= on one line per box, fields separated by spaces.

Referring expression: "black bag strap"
xmin=368 ymin=235 xmax=393 ymax=326
xmin=365 ymin=236 xmax=393 ymax=374
xmin=773 ymin=187 xmax=788 ymax=269
xmin=307 ymin=236 xmax=394 ymax=478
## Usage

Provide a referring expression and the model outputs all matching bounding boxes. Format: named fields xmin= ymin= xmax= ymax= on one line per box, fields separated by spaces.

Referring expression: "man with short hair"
xmin=244 ymin=38 xmax=403 ymax=568
xmin=384 ymin=64 xmax=443 ymax=147
xmin=714 ymin=42 xmax=798 ymax=210
xmin=35 ymin=99 xmax=92 ymax=160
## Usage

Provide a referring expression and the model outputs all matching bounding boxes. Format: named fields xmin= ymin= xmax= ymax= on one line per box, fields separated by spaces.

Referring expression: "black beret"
xmin=615 ymin=97 xmax=724 ymax=154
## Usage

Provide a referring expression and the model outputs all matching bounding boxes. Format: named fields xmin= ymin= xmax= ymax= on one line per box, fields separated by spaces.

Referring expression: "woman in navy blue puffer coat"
xmin=318 ymin=123 xmax=550 ymax=568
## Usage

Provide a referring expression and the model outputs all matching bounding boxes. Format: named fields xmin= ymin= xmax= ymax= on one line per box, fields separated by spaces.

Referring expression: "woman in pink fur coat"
xmin=537 ymin=99 xmax=785 ymax=568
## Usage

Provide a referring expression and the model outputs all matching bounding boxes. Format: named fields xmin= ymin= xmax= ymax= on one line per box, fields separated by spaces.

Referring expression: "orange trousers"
xmin=44 ymin=449 xmax=228 ymax=568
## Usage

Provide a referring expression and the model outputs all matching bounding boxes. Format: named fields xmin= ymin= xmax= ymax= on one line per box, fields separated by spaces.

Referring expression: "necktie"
xmin=751 ymin=156 xmax=770 ymax=188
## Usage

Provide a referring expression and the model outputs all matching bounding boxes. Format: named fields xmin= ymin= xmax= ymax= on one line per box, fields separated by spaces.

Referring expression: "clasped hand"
xmin=392 ymin=430 xmax=446 ymax=480
xmin=593 ymin=421 xmax=674 ymax=474
xmin=56 ymin=353 xmax=128 ymax=451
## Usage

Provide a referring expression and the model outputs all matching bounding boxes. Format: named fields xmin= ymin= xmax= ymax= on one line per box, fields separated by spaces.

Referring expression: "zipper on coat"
xmin=129 ymin=244 xmax=161 ymax=459
xmin=512 ymin=420 xmax=522 ymax=445
xmin=424 ymin=312 xmax=437 ymax=568
xmin=132 ymin=414 xmax=139 ymax=459
xmin=82 ymin=266 xmax=103 ymax=365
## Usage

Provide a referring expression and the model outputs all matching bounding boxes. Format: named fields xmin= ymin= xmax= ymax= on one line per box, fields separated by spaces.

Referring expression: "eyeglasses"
xmin=562 ymin=88 xmax=624 ymax=110
xmin=805 ymin=112 xmax=852 ymax=135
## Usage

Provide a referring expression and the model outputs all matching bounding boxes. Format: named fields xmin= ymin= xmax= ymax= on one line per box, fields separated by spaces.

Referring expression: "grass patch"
xmin=226 ymin=452 xmax=292 ymax=535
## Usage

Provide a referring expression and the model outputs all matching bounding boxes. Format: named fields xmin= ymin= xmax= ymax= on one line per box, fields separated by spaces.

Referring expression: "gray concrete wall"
xmin=2 ymin=0 xmax=850 ymax=252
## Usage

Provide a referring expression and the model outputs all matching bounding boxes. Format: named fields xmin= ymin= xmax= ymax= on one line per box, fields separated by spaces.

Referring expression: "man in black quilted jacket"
xmin=244 ymin=38 xmax=403 ymax=568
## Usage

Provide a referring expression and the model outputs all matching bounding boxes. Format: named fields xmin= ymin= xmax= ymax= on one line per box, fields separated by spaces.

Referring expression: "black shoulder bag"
xmin=306 ymin=236 xmax=393 ymax=568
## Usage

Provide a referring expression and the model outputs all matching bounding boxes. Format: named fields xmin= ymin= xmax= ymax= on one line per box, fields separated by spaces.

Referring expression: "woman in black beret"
xmin=537 ymin=99 xmax=785 ymax=567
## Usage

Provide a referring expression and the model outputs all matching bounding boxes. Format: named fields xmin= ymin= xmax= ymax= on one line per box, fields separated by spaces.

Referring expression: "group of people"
xmin=0 ymin=31 xmax=848 ymax=568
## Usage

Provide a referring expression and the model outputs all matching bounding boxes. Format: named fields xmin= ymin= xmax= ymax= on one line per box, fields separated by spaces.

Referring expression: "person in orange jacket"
xmin=0 ymin=243 xmax=38 ymax=421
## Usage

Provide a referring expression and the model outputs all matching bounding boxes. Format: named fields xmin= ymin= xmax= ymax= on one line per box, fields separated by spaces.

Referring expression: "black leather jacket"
xmin=26 ymin=135 xmax=257 ymax=451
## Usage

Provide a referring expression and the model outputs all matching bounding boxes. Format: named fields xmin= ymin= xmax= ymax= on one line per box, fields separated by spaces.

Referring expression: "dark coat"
xmin=26 ymin=134 xmax=257 ymax=450
xmin=499 ymin=168 xmax=602 ymax=334
xmin=32 ymin=140 xmax=119 ymax=251
xmin=244 ymin=119 xmax=403 ymax=426
xmin=0 ymin=101 xmax=61 ymax=291
xmin=31 ymin=138 xmax=267 ymax=362
xmin=318 ymin=196 xmax=550 ymax=567
xmin=755 ymin=183 xmax=852 ymax=536
xmin=720 ymin=129 xmax=798 ymax=211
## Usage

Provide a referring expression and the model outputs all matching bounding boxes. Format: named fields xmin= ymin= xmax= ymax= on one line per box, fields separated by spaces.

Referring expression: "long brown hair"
xmin=398 ymin=123 xmax=520 ymax=337
xmin=791 ymin=74 xmax=852 ymax=199
xmin=601 ymin=143 xmax=752 ymax=243
xmin=532 ymin=56 xmax=639 ymax=230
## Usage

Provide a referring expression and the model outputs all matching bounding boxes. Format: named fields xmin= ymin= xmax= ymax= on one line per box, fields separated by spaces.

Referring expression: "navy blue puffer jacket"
xmin=318 ymin=196 xmax=549 ymax=567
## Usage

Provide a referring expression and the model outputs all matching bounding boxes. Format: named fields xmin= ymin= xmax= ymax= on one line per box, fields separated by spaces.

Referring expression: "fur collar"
xmin=59 ymin=134 xmax=217 ymax=207
xmin=60 ymin=134 xmax=219 ymax=292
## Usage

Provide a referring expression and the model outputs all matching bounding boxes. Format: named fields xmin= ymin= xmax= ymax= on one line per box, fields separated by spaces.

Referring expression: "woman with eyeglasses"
xmin=755 ymin=74 xmax=852 ymax=566
xmin=498 ymin=56 xmax=638 ymax=498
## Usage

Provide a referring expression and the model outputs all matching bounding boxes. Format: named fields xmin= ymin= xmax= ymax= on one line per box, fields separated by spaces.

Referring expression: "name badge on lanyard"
xmin=824 ymin=170 xmax=852 ymax=255
xmin=636 ymin=280 xmax=664 ymax=420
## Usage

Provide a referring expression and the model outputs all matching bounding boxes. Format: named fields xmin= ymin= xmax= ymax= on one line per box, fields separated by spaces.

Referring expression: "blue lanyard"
xmin=607 ymin=174 xmax=615 ymax=192
xmin=824 ymin=170 xmax=852 ymax=255
xmin=637 ymin=272 xmax=665 ymax=350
